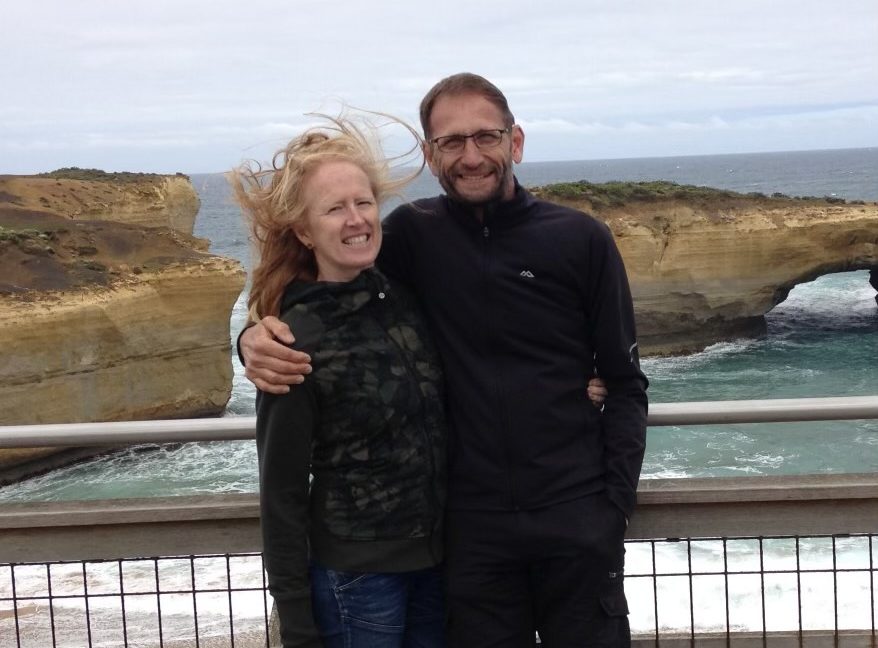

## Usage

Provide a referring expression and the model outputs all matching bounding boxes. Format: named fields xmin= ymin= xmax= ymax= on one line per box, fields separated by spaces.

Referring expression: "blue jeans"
xmin=309 ymin=562 xmax=446 ymax=648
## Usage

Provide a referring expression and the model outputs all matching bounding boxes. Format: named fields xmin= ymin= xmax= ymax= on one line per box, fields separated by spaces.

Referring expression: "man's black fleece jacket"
xmin=378 ymin=181 xmax=648 ymax=519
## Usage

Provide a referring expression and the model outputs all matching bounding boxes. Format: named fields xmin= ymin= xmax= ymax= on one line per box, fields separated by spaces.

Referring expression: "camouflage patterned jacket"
xmin=256 ymin=268 xmax=447 ymax=646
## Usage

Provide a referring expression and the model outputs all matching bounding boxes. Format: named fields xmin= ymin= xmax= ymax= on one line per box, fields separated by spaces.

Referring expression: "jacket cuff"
xmin=236 ymin=321 xmax=256 ymax=366
xmin=274 ymin=596 xmax=321 ymax=648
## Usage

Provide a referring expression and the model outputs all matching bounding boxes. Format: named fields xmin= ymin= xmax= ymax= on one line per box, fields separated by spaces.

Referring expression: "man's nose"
xmin=459 ymin=137 xmax=484 ymax=165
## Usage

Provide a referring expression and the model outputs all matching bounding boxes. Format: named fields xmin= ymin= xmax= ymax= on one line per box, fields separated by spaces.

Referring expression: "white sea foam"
xmin=642 ymin=338 xmax=759 ymax=374
xmin=623 ymin=536 xmax=878 ymax=633
xmin=2 ymin=557 xmax=271 ymax=647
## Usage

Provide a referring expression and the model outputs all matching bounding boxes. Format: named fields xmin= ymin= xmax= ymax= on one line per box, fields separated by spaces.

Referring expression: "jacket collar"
xmin=281 ymin=267 xmax=389 ymax=315
xmin=443 ymin=177 xmax=536 ymax=231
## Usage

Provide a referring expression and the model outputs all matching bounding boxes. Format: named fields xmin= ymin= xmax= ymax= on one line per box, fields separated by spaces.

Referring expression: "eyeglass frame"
xmin=428 ymin=127 xmax=513 ymax=153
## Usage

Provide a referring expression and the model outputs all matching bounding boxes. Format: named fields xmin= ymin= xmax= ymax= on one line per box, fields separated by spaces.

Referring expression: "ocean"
xmin=1 ymin=147 xmax=876 ymax=639
xmin=2 ymin=146 xmax=875 ymax=501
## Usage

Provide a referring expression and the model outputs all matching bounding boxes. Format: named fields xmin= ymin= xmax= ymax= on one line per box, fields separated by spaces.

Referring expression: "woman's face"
xmin=297 ymin=160 xmax=382 ymax=282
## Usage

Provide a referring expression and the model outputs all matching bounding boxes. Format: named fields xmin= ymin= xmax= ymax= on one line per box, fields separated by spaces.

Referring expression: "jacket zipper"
xmin=368 ymin=289 xmax=442 ymax=534
xmin=481 ymin=225 xmax=519 ymax=510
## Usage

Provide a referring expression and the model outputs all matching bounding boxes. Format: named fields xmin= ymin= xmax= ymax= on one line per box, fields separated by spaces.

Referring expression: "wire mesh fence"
xmin=0 ymin=553 xmax=272 ymax=648
xmin=2 ymin=535 xmax=876 ymax=648
xmin=625 ymin=534 xmax=877 ymax=643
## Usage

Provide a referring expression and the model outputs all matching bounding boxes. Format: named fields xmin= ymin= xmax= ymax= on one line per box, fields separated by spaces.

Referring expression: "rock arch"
xmin=534 ymin=183 xmax=878 ymax=356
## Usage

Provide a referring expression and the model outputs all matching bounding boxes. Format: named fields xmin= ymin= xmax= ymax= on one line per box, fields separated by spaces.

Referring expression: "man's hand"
xmin=587 ymin=377 xmax=607 ymax=408
xmin=240 ymin=316 xmax=312 ymax=394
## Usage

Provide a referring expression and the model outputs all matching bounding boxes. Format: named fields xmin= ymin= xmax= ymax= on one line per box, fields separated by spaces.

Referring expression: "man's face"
xmin=424 ymin=93 xmax=524 ymax=206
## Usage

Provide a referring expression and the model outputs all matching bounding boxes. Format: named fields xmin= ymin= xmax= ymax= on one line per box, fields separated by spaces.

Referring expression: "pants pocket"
xmin=594 ymin=570 xmax=630 ymax=646
xmin=599 ymin=565 xmax=629 ymax=616
xmin=331 ymin=571 xmax=407 ymax=632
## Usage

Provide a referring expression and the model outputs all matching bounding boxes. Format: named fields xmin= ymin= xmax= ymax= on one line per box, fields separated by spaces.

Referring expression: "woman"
xmin=232 ymin=116 xmax=447 ymax=648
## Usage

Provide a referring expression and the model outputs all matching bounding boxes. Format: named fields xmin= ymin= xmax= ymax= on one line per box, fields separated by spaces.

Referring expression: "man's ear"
xmin=423 ymin=141 xmax=440 ymax=177
xmin=511 ymin=125 xmax=525 ymax=164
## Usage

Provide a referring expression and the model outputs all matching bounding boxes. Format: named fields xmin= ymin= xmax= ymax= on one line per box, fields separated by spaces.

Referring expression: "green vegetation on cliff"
xmin=532 ymin=180 xmax=856 ymax=210
xmin=36 ymin=167 xmax=188 ymax=183
xmin=0 ymin=225 xmax=56 ymax=243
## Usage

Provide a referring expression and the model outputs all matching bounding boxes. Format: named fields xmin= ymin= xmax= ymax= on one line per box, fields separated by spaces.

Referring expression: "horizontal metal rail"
xmin=646 ymin=395 xmax=878 ymax=426
xmin=1 ymin=395 xmax=877 ymax=448
xmin=0 ymin=416 xmax=255 ymax=448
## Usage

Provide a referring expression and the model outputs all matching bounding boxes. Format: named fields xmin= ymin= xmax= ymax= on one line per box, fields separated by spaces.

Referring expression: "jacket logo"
xmin=519 ymin=270 xmax=535 ymax=278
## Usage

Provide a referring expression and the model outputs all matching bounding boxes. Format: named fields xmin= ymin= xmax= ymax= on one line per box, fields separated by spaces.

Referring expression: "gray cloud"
xmin=1 ymin=0 xmax=876 ymax=173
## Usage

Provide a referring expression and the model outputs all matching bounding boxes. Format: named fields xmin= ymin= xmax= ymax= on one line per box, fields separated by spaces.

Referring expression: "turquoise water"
xmin=0 ymin=148 xmax=875 ymax=502
xmin=644 ymin=271 xmax=878 ymax=478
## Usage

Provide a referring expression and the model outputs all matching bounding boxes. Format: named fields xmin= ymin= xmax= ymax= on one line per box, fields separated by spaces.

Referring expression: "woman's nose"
xmin=344 ymin=203 xmax=366 ymax=224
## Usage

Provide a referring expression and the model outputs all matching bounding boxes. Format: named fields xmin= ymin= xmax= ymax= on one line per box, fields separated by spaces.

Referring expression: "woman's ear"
xmin=293 ymin=224 xmax=313 ymax=250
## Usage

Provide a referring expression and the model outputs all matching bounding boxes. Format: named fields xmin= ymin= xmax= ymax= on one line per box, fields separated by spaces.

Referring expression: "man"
xmin=241 ymin=73 xmax=648 ymax=647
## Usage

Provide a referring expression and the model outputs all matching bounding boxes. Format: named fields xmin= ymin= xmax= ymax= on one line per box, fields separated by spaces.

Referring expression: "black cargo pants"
xmin=445 ymin=493 xmax=630 ymax=648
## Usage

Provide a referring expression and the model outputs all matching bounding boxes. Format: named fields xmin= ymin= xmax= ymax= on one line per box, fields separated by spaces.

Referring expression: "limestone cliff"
xmin=0 ymin=171 xmax=244 ymax=480
xmin=532 ymin=181 xmax=878 ymax=356
xmin=0 ymin=261 xmax=243 ymax=424
xmin=0 ymin=168 xmax=200 ymax=234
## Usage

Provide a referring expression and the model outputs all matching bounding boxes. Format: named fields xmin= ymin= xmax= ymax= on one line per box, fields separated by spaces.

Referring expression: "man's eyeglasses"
xmin=429 ymin=128 xmax=511 ymax=154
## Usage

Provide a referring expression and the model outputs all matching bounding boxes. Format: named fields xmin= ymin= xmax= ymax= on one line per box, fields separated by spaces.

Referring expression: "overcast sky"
xmin=2 ymin=0 xmax=876 ymax=174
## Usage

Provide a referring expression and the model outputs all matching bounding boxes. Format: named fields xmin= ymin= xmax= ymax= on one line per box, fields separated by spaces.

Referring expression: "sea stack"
xmin=0 ymin=169 xmax=245 ymax=478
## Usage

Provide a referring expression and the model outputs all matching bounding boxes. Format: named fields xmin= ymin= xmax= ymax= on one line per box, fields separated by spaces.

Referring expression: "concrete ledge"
xmin=0 ymin=493 xmax=260 ymax=562
xmin=629 ymin=473 xmax=878 ymax=538
xmin=2 ymin=474 xmax=878 ymax=563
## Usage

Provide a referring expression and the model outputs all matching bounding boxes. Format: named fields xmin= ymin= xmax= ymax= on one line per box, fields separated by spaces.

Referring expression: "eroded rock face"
xmin=870 ymin=269 xmax=878 ymax=305
xmin=532 ymin=183 xmax=878 ymax=356
xmin=0 ymin=172 xmax=245 ymax=477
xmin=0 ymin=171 xmax=200 ymax=234
xmin=0 ymin=261 xmax=243 ymax=424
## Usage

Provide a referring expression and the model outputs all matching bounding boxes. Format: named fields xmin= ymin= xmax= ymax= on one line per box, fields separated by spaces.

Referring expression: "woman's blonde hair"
xmin=230 ymin=112 xmax=422 ymax=321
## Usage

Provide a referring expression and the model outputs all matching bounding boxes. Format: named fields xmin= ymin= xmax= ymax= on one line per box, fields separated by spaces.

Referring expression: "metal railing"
xmin=1 ymin=553 xmax=272 ymax=648
xmin=3 ymin=534 xmax=875 ymax=648
xmin=1 ymin=396 xmax=877 ymax=647
xmin=2 ymin=395 xmax=877 ymax=448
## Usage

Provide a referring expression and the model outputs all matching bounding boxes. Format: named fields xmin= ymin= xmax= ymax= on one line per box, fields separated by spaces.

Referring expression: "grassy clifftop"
xmin=35 ymin=167 xmax=188 ymax=183
xmin=0 ymin=170 xmax=205 ymax=294
xmin=532 ymin=180 xmax=861 ymax=211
